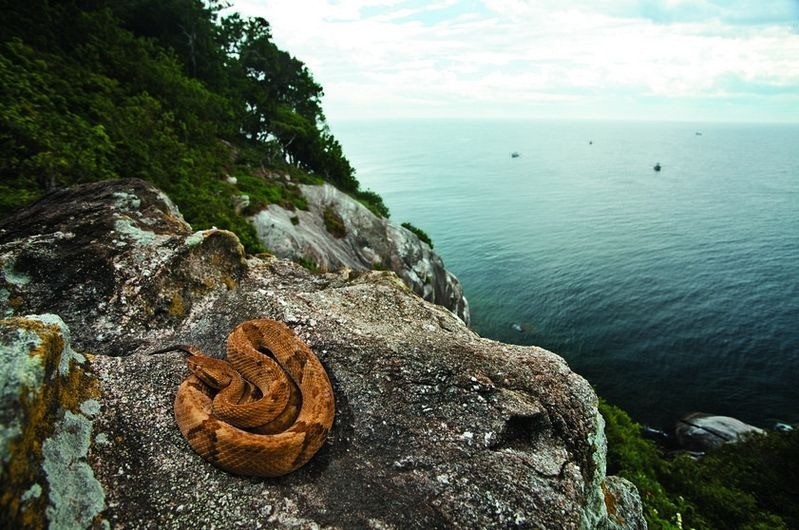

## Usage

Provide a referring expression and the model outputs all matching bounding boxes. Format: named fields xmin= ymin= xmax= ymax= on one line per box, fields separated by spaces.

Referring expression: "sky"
xmin=227 ymin=0 xmax=799 ymax=123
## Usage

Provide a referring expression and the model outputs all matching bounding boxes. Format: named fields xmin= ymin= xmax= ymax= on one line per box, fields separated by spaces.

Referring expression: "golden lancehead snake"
xmin=151 ymin=319 xmax=335 ymax=477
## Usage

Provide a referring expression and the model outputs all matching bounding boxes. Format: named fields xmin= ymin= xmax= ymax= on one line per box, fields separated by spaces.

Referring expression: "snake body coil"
xmin=168 ymin=319 xmax=335 ymax=477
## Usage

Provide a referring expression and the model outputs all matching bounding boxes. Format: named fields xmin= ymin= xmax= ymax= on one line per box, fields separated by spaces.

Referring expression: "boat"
xmin=511 ymin=152 xmax=520 ymax=158
xmin=654 ymin=162 xmax=662 ymax=171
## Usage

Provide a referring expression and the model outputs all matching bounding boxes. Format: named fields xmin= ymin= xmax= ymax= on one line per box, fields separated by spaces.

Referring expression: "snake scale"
xmin=153 ymin=319 xmax=335 ymax=477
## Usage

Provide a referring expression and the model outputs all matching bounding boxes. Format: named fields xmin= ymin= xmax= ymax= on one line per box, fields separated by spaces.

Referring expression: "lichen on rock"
xmin=0 ymin=324 xmax=46 ymax=463
xmin=0 ymin=315 xmax=103 ymax=529
xmin=42 ymin=411 xmax=105 ymax=530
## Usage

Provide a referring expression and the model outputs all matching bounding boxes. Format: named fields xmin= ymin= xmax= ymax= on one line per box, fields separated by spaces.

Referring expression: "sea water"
xmin=332 ymin=119 xmax=799 ymax=429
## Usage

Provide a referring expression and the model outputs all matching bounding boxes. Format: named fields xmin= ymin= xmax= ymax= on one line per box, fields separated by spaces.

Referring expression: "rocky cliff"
xmin=251 ymin=182 xmax=470 ymax=324
xmin=0 ymin=179 xmax=644 ymax=529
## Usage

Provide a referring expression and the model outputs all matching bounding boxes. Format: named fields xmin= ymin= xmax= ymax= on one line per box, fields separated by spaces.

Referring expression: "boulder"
xmin=675 ymin=412 xmax=765 ymax=452
xmin=251 ymin=183 xmax=470 ymax=324
xmin=0 ymin=179 xmax=644 ymax=529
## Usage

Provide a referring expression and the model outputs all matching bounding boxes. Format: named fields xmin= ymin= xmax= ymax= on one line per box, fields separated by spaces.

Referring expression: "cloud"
xmin=638 ymin=0 xmax=799 ymax=26
xmin=227 ymin=0 xmax=799 ymax=121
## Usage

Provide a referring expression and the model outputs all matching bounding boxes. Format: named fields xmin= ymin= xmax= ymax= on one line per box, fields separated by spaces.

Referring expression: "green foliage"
xmin=322 ymin=206 xmax=347 ymax=239
xmin=664 ymin=430 xmax=798 ymax=529
xmin=600 ymin=399 xmax=797 ymax=529
xmin=165 ymin=177 xmax=265 ymax=253
xmin=371 ymin=259 xmax=388 ymax=271
xmin=600 ymin=400 xmax=683 ymax=529
xmin=401 ymin=222 xmax=433 ymax=248
xmin=294 ymin=256 xmax=319 ymax=273
xmin=0 ymin=0 xmax=382 ymax=254
xmin=0 ymin=39 xmax=116 ymax=202
xmin=354 ymin=189 xmax=390 ymax=218
xmin=233 ymin=171 xmax=308 ymax=215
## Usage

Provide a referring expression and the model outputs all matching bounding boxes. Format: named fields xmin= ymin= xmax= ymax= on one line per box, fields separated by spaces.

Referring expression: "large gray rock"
xmin=0 ymin=179 xmax=644 ymax=529
xmin=675 ymin=412 xmax=764 ymax=452
xmin=252 ymin=182 xmax=470 ymax=324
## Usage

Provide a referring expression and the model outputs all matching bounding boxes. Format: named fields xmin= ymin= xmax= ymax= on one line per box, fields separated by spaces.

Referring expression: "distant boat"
xmin=695 ymin=132 xmax=703 ymax=136
xmin=589 ymin=140 xmax=593 ymax=145
xmin=511 ymin=323 xmax=523 ymax=332
xmin=654 ymin=163 xmax=662 ymax=171
xmin=511 ymin=152 xmax=520 ymax=158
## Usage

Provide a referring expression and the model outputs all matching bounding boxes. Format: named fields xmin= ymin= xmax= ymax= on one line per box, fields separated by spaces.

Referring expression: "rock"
xmin=0 ymin=178 xmax=247 ymax=355
xmin=675 ymin=412 xmax=765 ymax=452
xmin=774 ymin=422 xmax=794 ymax=433
xmin=0 ymin=179 xmax=644 ymax=529
xmin=0 ymin=314 xmax=104 ymax=529
xmin=232 ymin=193 xmax=250 ymax=214
xmin=602 ymin=476 xmax=646 ymax=530
xmin=251 ymin=183 xmax=470 ymax=324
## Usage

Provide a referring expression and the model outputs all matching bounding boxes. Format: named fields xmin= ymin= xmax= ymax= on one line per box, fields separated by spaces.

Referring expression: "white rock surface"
xmin=675 ymin=412 xmax=765 ymax=452
xmin=252 ymin=183 xmax=470 ymax=324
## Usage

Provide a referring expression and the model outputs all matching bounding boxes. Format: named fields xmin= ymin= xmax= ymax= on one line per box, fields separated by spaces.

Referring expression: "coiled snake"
xmin=152 ymin=319 xmax=335 ymax=477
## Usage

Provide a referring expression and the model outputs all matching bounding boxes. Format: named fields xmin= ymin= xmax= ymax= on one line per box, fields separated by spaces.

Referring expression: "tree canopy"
xmin=0 ymin=0 xmax=387 ymax=250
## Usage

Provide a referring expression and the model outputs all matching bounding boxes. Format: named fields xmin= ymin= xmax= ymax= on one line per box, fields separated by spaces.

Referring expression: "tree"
xmin=0 ymin=0 xmax=386 ymax=236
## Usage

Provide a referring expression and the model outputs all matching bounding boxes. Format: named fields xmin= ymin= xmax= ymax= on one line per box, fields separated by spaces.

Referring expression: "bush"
xmin=294 ymin=256 xmax=319 ymax=273
xmin=354 ymin=189 xmax=389 ymax=218
xmin=401 ymin=222 xmax=433 ymax=248
xmin=600 ymin=400 xmax=683 ymax=528
xmin=322 ymin=206 xmax=346 ymax=238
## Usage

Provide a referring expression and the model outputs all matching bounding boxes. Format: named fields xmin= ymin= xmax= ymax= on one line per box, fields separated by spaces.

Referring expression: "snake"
xmin=151 ymin=319 xmax=335 ymax=477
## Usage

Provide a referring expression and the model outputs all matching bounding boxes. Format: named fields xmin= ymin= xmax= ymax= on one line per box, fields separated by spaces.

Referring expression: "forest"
xmin=0 ymin=0 xmax=387 ymax=252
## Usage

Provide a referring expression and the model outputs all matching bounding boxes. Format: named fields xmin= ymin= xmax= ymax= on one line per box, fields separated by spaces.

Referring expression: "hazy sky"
xmin=229 ymin=1 xmax=799 ymax=122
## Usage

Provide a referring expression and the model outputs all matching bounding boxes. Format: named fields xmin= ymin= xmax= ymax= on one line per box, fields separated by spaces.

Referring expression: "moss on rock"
xmin=322 ymin=206 xmax=347 ymax=239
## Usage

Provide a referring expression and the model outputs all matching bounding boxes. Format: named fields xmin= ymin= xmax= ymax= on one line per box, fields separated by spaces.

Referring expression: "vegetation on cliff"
xmin=601 ymin=400 xmax=799 ymax=529
xmin=0 ymin=0 xmax=387 ymax=251
xmin=401 ymin=222 xmax=433 ymax=248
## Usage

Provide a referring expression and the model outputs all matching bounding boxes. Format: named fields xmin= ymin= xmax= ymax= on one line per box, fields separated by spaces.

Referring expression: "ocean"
xmin=331 ymin=119 xmax=799 ymax=429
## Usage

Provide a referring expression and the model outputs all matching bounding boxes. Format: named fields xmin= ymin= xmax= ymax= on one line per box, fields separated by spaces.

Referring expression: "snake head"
xmin=186 ymin=354 xmax=235 ymax=390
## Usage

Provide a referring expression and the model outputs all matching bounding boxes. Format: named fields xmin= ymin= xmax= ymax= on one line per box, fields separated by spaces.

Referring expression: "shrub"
xmin=322 ymin=206 xmax=346 ymax=238
xmin=354 ymin=189 xmax=389 ymax=218
xmin=294 ymin=256 xmax=319 ymax=273
xmin=401 ymin=222 xmax=433 ymax=248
